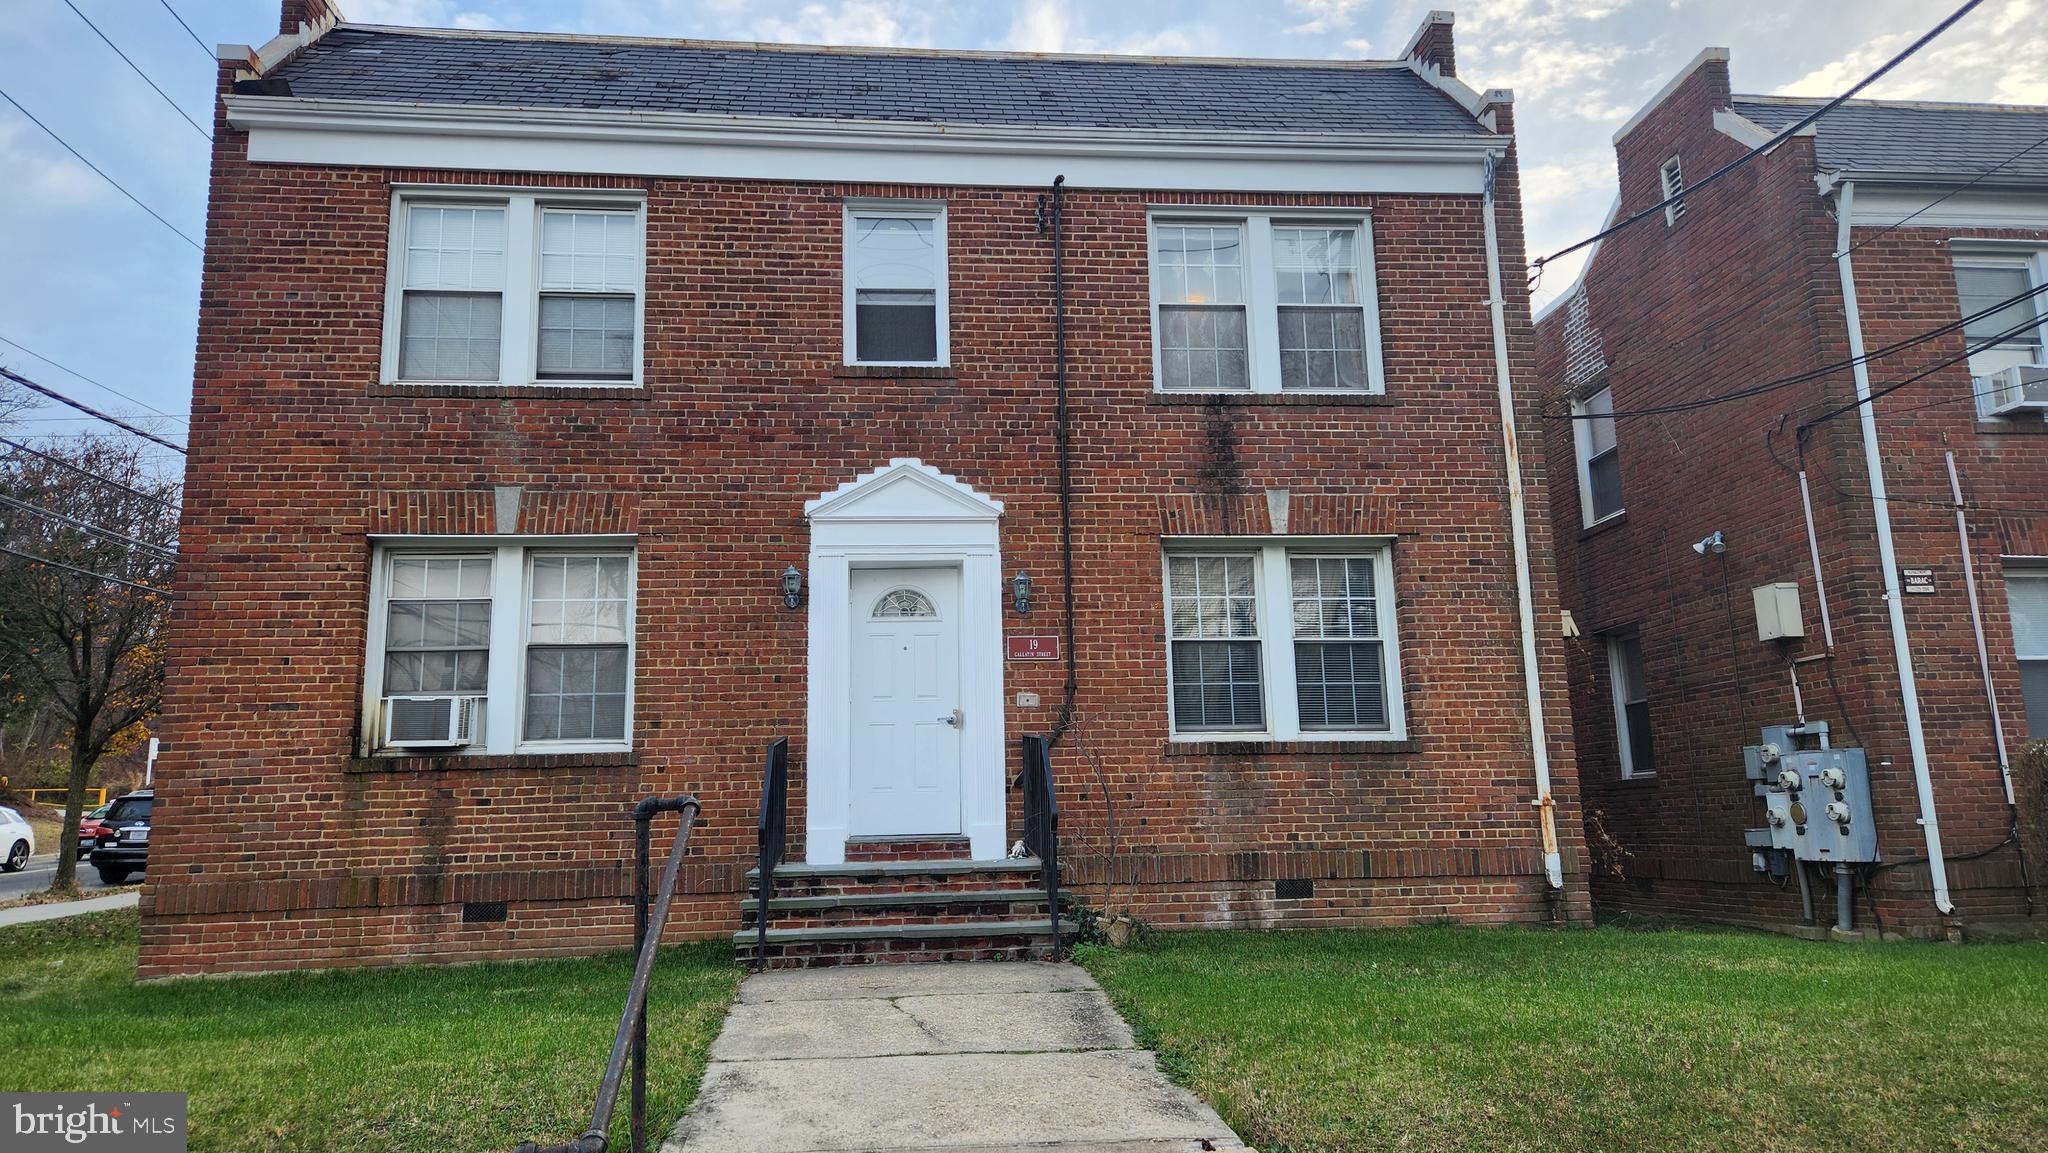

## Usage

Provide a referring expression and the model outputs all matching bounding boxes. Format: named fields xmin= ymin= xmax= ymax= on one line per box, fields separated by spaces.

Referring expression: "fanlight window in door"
xmin=872 ymin=588 xmax=938 ymax=618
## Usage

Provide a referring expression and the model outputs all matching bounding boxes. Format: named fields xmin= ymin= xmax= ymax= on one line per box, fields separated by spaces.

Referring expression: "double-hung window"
xmin=1150 ymin=212 xmax=1384 ymax=395
xmin=844 ymin=202 xmax=948 ymax=366
xmin=537 ymin=210 xmax=639 ymax=380
xmin=1164 ymin=543 xmax=1404 ymax=741
xmin=384 ymin=190 xmax=645 ymax=388
xmin=366 ymin=542 xmax=636 ymax=754
xmin=383 ymin=555 xmax=494 ymax=700
xmin=1606 ymin=634 xmax=1653 ymax=778
xmin=1956 ymin=258 xmax=2044 ymax=373
xmin=1573 ymin=385 xmax=1623 ymax=525
xmin=2005 ymin=571 xmax=2048 ymax=738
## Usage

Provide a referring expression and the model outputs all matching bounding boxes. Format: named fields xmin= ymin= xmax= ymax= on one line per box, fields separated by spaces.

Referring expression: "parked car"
xmin=77 ymin=802 xmax=113 ymax=859
xmin=1 ymin=806 xmax=35 ymax=872
xmin=88 ymin=791 xmax=151 ymax=885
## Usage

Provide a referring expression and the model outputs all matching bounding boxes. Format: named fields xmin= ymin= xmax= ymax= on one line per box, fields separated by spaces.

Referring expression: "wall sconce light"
xmin=1012 ymin=570 xmax=1033 ymax=614
xmin=781 ymin=565 xmax=803 ymax=610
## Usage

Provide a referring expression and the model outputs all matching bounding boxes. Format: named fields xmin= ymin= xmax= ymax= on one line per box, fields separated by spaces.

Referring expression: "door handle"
xmin=939 ymin=709 xmax=962 ymax=727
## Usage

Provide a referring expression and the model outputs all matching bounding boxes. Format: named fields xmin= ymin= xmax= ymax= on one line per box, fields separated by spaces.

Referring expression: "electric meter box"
xmin=1758 ymin=747 xmax=1877 ymax=863
xmin=1752 ymin=582 xmax=1805 ymax=643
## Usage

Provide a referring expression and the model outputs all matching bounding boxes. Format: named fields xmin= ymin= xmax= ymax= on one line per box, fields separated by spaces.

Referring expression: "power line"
xmin=1795 ymin=310 xmax=2048 ymax=437
xmin=1529 ymin=0 xmax=1985 ymax=275
xmin=0 ymin=543 xmax=170 ymax=596
xmin=1842 ymin=130 xmax=2048 ymax=258
xmin=0 ymin=367 xmax=188 ymax=454
xmin=0 ymin=436 xmax=181 ymax=513
xmin=1855 ymin=355 xmax=2048 ymax=426
xmin=14 ymin=416 xmax=178 ymax=424
xmin=157 ymin=0 xmax=215 ymax=66
xmin=61 ymin=0 xmax=212 ymax=142
xmin=1555 ymin=277 xmax=2048 ymax=421
xmin=1550 ymin=129 xmax=2048 ymax=408
xmin=0 ymin=493 xmax=177 ymax=559
xmin=0 ymin=331 xmax=190 ymax=421
xmin=0 ymin=86 xmax=203 ymax=251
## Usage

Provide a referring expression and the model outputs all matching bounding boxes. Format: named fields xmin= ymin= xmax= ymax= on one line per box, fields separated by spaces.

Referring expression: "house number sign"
xmin=1900 ymin=567 xmax=1936 ymax=596
xmin=1006 ymin=635 xmax=1061 ymax=660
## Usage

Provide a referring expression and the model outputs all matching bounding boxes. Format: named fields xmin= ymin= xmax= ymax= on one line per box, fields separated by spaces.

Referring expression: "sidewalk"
xmin=665 ymin=961 xmax=1248 ymax=1153
xmin=0 ymin=889 xmax=139 ymax=928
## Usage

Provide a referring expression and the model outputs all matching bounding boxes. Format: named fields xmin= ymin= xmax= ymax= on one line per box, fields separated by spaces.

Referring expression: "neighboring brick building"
xmin=143 ymin=2 xmax=1589 ymax=976
xmin=1536 ymin=48 xmax=2048 ymax=938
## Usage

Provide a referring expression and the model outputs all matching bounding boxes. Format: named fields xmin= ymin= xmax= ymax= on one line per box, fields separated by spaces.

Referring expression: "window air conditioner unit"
xmin=383 ymin=695 xmax=481 ymax=749
xmin=1981 ymin=365 xmax=2048 ymax=416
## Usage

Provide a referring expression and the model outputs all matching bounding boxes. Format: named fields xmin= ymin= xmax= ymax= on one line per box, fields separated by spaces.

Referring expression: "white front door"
xmin=848 ymin=566 xmax=963 ymax=837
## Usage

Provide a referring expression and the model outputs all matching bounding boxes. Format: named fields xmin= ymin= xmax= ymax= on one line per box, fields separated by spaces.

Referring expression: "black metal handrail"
xmin=753 ymin=738 xmax=790 ymax=969
xmin=1021 ymin=734 xmax=1062 ymax=958
xmin=514 ymin=794 xmax=701 ymax=1153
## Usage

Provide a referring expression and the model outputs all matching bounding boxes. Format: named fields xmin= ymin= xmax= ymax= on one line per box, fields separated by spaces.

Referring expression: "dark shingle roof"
xmin=265 ymin=25 xmax=1489 ymax=136
xmin=1733 ymin=96 xmax=2048 ymax=181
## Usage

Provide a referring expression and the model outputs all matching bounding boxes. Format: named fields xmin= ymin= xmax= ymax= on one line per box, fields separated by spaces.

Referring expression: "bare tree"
xmin=0 ymin=435 xmax=178 ymax=892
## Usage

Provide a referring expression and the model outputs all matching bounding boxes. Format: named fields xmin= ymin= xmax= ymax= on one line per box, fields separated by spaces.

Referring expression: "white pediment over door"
xmin=805 ymin=458 xmax=1004 ymax=523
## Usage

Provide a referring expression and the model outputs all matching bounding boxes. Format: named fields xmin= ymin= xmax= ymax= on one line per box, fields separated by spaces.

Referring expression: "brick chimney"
xmin=280 ymin=0 xmax=343 ymax=36
xmin=1403 ymin=10 xmax=1456 ymax=78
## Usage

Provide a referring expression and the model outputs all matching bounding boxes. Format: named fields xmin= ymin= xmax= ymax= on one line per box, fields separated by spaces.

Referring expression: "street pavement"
xmin=0 ymin=851 xmax=123 ymax=902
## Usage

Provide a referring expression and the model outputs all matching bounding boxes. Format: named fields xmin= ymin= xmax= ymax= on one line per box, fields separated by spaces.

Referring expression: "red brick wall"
xmin=1536 ymin=60 xmax=2043 ymax=937
xmin=141 ymin=84 xmax=1590 ymax=976
xmin=278 ymin=0 xmax=340 ymax=36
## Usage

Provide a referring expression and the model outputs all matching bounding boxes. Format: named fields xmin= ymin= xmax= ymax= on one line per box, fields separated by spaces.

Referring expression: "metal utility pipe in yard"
xmin=1481 ymin=150 xmax=1563 ymax=891
xmin=1946 ymin=452 xmax=2015 ymax=807
xmin=1797 ymin=470 xmax=1837 ymax=650
xmin=1832 ymin=180 xmax=1953 ymax=915
xmin=1836 ymin=863 xmax=1856 ymax=933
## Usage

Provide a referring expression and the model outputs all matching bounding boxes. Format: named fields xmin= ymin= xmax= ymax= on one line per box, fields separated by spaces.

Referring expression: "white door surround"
xmin=848 ymin=566 xmax=964 ymax=837
xmin=804 ymin=459 xmax=1005 ymax=864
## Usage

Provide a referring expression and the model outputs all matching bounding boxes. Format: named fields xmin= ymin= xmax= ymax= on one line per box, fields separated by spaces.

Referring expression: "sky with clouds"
xmin=0 ymin=0 xmax=2042 ymax=476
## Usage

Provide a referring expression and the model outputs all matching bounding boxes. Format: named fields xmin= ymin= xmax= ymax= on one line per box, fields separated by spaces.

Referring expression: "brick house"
xmin=143 ymin=1 xmax=1589 ymax=976
xmin=1536 ymin=48 xmax=2048 ymax=938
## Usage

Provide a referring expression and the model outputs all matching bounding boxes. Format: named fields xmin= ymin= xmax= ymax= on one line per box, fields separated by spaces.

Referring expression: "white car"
xmin=0 ymin=806 xmax=34 ymax=872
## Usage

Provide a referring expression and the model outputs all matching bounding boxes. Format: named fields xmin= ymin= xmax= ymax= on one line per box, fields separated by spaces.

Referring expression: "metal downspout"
xmin=1832 ymin=180 xmax=1954 ymax=915
xmin=1481 ymin=153 xmax=1564 ymax=890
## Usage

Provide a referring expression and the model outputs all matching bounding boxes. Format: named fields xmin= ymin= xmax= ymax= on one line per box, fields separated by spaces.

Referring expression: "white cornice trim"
xmin=1712 ymin=108 xmax=1775 ymax=149
xmin=225 ymin=95 xmax=1504 ymax=193
xmin=1836 ymin=182 xmax=2048 ymax=231
xmin=225 ymin=96 xmax=1501 ymax=159
xmin=1613 ymin=46 xmax=1729 ymax=145
xmin=806 ymin=458 xmax=1003 ymax=520
xmin=1403 ymin=56 xmax=1496 ymax=117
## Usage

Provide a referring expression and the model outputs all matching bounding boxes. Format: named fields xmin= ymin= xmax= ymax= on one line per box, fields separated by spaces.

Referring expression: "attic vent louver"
xmin=1660 ymin=156 xmax=1686 ymax=226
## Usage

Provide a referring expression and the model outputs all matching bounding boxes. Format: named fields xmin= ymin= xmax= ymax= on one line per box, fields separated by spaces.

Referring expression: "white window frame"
xmin=380 ymin=186 xmax=647 ymax=389
xmin=1660 ymin=157 xmax=1686 ymax=227
xmin=1161 ymin=539 xmax=1406 ymax=742
xmin=1607 ymin=633 xmax=1652 ymax=778
xmin=1572 ymin=384 xmax=1623 ymax=528
xmin=842 ymin=199 xmax=950 ymax=368
xmin=362 ymin=537 xmax=637 ymax=756
xmin=1146 ymin=209 xmax=1386 ymax=396
xmin=1952 ymin=249 xmax=2048 ymax=419
xmin=2003 ymin=565 xmax=2048 ymax=739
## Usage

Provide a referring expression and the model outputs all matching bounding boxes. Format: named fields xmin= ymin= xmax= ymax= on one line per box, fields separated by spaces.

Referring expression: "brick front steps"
xmin=737 ymin=859 xmax=1070 ymax=969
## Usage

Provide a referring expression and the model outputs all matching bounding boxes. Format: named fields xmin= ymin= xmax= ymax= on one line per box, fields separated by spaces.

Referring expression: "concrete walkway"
xmin=0 ymin=889 xmax=139 ymax=928
xmin=665 ymin=962 xmax=1248 ymax=1153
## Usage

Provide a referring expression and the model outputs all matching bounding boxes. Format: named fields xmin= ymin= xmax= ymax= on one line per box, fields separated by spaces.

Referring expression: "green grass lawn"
xmin=0 ymin=910 xmax=741 ymax=1153
xmin=1079 ymin=925 xmax=2048 ymax=1153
